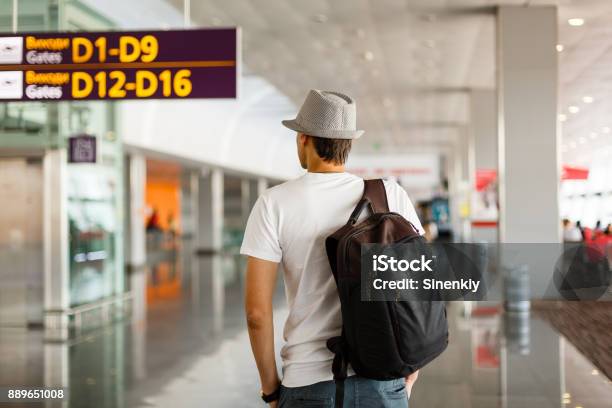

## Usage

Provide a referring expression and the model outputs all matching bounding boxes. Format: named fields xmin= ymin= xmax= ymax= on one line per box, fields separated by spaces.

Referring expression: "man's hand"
xmin=404 ymin=370 xmax=419 ymax=398
xmin=268 ymin=401 xmax=278 ymax=408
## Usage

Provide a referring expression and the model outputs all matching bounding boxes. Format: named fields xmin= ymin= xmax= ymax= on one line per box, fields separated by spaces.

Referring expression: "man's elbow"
xmin=245 ymin=308 xmax=269 ymax=331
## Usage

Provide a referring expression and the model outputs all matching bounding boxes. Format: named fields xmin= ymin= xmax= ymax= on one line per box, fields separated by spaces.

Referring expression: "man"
xmin=241 ymin=90 xmax=422 ymax=407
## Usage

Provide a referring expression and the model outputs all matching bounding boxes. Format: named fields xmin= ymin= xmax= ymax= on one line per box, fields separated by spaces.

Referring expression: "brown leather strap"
xmin=363 ymin=179 xmax=389 ymax=213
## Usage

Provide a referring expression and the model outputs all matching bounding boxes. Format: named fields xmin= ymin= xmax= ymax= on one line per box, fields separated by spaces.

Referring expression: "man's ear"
xmin=298 ymin=133 xmax=308 ymax=145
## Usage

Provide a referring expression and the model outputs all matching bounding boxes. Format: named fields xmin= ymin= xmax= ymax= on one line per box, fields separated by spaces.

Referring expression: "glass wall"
xmin=0 ymin=0 xmax=56 ymax=147
xmin=61 ymin=0 xmax=124 ymax=308
xmin=0 ymin=0 xmax=125 ymax=311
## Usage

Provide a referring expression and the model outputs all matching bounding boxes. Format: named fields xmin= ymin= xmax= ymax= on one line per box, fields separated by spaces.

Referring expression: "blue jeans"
xmin=278 ymin=376 xmax=408 ymax=408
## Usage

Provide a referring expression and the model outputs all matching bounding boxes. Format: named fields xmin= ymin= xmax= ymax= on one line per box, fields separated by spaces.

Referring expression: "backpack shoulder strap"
xmin=363 ymin=179 xmax=389 ymax=213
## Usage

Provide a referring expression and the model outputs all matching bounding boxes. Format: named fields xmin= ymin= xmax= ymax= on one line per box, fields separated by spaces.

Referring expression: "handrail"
xmin=68 ymin=292 xmax=133 ymax=316
xmin=72 ymin=292 xmax=133 ymax=332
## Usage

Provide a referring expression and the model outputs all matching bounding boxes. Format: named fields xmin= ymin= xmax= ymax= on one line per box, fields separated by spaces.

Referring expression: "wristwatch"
xmin=260 ymin=387 xmax=280 ymax=403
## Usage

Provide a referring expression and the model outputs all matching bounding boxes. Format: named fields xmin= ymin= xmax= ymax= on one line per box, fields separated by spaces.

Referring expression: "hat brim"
xmin=282 ymin=119 xmax=364 ymax=140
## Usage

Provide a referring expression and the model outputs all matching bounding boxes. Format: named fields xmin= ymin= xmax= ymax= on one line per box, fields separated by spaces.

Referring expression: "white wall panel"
xmin=118 ymin=76 xmax=303 ymax=180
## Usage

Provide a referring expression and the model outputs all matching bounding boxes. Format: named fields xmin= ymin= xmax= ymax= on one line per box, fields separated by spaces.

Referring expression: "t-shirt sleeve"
xmin=383 ymin=179 xmax=425 ymax=235
xmin=240 ymin=195 xmax=282 ymax=263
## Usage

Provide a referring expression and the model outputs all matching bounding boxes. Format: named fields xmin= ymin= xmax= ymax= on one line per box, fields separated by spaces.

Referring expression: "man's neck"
xmin=307 ymin=161 xmax=345 ymax=174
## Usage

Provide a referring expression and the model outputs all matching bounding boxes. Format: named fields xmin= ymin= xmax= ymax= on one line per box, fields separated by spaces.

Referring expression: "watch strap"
xmin=261 ymin=387 xmax=281 ymax=403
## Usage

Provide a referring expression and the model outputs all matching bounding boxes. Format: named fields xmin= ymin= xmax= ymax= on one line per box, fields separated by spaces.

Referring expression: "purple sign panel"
xmin=0 ymin=28 xmax=238 ymax=101
xmin=68 ymin=134 xmax=96 ymax=163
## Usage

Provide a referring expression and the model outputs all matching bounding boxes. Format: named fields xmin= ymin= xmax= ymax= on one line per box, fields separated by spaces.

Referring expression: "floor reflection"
xmin=0 ymin=249 xmax=610 ymax=408
xmin=410 ymin=302 xmax=611 ymax=408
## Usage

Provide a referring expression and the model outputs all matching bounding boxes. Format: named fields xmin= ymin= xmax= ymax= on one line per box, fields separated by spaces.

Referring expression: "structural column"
xmin=43 ymin=149 xmax=69 ymax=339
xmin=196 ymin=168 xmax=224 ymax=333
xmin=126 ymin=154 xmax=147 ymax=380
xmin=241 ymin=179 xmax=252 ymax=226
xmin=246 ymin=177 xmax=268 ymax=213
xmin=42 ymin=149 xmax=70 ymax=399
xmin=257 ymin=177 xmax=268 ymax=197
xmin=448 ymin=127 xmax=471 ymax=242
xmin=497 ymin=7 xmax=562 ymax=408
xmin=497 ymin=6 xmax=560 ymax=243
xmin=197 ymin=169 xmax=224 ymax=251
xmin=126 ymin=154 xmax=147 ymax=272
xmin=469 ymin=90 xmax=498 ymax=242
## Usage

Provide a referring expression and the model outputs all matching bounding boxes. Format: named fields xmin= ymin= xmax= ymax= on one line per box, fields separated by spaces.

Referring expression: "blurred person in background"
xmin=594 ymin=220 xmax=602 ymax=234
xmin=167 ymin=211 xmax=178 ymax=237
xmin=418 ymin=203 xmax=438 ymax=242
xmin=417 ymin=202 xmax=439 ymax=242
xmin=575 ymin=220 xmax=593 ymax=241
xmin=423 ymin=220 xmax=439 ymax=243
xmin=146 ymin=207 xmax=162 ymax=232
xmin=241 ymin=90 xmax=422 ymax=407
xmin=562 ymin=218 xmax=582 ymax=242
xmin=591 ymin=222 xmax=612 ymax=256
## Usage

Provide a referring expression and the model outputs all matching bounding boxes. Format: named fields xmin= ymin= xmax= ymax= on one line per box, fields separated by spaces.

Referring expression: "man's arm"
xmin=245 ymin=256 xmax=281 ymax=402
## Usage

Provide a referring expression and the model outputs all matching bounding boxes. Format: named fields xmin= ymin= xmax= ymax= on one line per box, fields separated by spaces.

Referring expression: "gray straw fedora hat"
xmin=282 ymin=89 xmax=364 ymax=139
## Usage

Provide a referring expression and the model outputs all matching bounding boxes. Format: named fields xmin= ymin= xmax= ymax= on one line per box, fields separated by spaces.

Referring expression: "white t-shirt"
xmin=240 ymin=172 xmax=424 ymax=387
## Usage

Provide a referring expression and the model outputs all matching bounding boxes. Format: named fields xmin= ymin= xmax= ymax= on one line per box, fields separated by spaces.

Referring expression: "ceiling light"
xmin=582 ymin=96 xmax=594 ymax=103
xmin=568 ymin=18 xmax=584 ymax=26
xmin=363 ymin=51 xmax=374 ymax=61
xmin=568 ymin=106 xmax=580 ymax=114
xmin=313 ymin=14 xmax=328 ymax=23
xmin=558 ymin=114 xmax=567 ymax=122
xmin=602 ymin=126 xmax=610 ymax=133
xmin=579 ymin=137 xmax=586 ymax=144
xmin=591 ymin=369 xmax=599 ymax=375
xmin=590 ymin=132 xmax=598 ymax=139
xmin=313 ymin=41 xmax=324 ymax=51
xmin=556 ymin=44 xmax=564 ymax=52
xmin=424 ymin=59 xmax=437 ymax=68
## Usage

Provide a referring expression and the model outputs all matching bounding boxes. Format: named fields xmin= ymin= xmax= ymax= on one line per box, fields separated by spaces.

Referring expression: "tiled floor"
xmin=0 ymin=254 xmax=611 ymax=407
xmin=535 ymin=300 xmax=612 ymax=379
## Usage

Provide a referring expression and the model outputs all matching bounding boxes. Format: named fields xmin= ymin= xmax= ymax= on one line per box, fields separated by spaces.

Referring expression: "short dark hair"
xmin=309 ymin=135 xmax=352 ymax=165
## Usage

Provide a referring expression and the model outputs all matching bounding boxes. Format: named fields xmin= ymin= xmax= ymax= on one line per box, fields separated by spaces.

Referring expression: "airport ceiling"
xmin=166 ymin=0 xmax=612 ymax=159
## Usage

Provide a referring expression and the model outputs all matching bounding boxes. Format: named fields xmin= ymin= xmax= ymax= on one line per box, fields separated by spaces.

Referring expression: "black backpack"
xmin=325 ymin=179 xmax=448 ymax=407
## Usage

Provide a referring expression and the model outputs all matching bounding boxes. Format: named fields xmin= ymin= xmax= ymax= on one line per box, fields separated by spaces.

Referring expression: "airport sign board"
xmin=0 ymin=28 xmax=238 ymax=101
